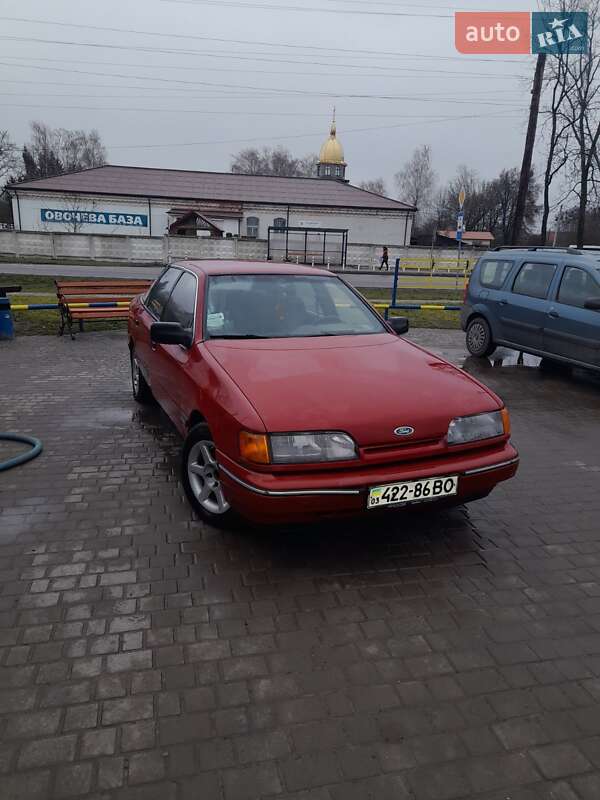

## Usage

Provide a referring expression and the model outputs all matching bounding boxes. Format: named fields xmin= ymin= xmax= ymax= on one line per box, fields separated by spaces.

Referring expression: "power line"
xmin=0 ymin=55 xmax=525 ymax=90
xmin=2 ymin=101 xmax=528 ymax=115
xmin=161 ymin=0 xmax=453 ymax=17
xmin=107 ymin=110 xmax=524 ymax=150
xmin=0 ymin=36 xmax=526 ymax=79
xmin=0 ymin=61 xmax=522 ymax=104
xmin=0 ymin=16 xmax=528 ymax=64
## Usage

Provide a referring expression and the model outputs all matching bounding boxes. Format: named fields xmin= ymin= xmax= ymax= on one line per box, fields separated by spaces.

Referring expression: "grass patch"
xmin=357 ymin=287 xmax=463 ymax=303
xmin=1 ymin=273 xmax=80 ymax=294
xmin=356 ymin=286 xmax=462 ymax=330
xmin=8 ymin=292 xmax=128 ymax=337
xmin=3 ymin=273 xmax=129 ymax=334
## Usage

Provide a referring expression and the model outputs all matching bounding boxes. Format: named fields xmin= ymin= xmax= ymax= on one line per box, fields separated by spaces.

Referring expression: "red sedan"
xmin=128 ymin=261 xmax=518 ymax=525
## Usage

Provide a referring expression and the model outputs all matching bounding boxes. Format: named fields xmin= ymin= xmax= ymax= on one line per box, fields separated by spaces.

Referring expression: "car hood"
xmin=205 ymin=334 xmax=500 ymax=445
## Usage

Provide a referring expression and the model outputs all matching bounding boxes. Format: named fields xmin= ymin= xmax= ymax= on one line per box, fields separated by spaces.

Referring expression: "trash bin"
xmin=0 ymin=297 xmax=14 ymax=340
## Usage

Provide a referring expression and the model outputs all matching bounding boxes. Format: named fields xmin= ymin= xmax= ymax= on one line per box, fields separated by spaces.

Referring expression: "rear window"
xmin=478 ymin=259 xmax=513 ymax=289
xmin=512 ymin=262 xmax=557 ymax=300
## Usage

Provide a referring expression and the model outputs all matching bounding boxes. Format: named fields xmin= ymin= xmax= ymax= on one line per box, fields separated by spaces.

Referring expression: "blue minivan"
xmin=461 ymin=247 xmax=600 ymax=371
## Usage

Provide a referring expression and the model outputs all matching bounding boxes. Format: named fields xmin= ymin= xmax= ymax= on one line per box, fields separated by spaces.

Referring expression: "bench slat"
xmin=55 ymin=278 xmax=152 ymax=337
xmin=69 ymin=309 xmax=130 ymax=319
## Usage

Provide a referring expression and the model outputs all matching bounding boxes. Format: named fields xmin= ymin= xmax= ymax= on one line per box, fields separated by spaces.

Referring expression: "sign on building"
xmin=41 ymin=209 xmax=148 ymax=227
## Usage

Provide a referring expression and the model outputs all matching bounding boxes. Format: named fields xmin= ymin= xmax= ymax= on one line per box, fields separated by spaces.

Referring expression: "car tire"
xmin=182 ymin=424 xmax=237 ymax=527
xmin=466 ymin=317 xmax=496 ymax=358
xmin=130 ymin=350 xmax=154 ymax=404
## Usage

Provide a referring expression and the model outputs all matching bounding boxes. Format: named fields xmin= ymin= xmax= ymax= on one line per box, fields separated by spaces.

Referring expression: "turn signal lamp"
xmin=501 ymin=407 xmax=511 ymax=436
xmin=239 ymin=431 xmax=270 ymax=465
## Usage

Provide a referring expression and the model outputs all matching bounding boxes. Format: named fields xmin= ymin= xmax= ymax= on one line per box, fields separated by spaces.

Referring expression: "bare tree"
xmin=542 ymin=0 xmax=600 ymax=246
xmin=358 ymin=179 xmax=387 ymax=195
xmin=22 ymin=122 xmax=106 ymax=179
xmin=0 ymin=130 xmax=19 ymax=184
xmin=425 ymin=165 xmax=539 ymax=245
xmin=540 ymin=53 xmax=572 ymax=244
xmin=231 ymin=146 xmax=318 ymax=177
xmin=394 ymin=145 xmax=436 ymax=216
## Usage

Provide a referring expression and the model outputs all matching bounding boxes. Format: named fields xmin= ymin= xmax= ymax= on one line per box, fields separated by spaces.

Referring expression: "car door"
xmin=499 ymin=261 xmax=557 ymax=352
xmin=472 ymin=258 xmax=515 ymax=340
xmin=543 ymin=264 xmax=600 ymax=368
xmin=151 ymin=269 xmax=199 ymax=431
xmin=133 ymin=266 xmax=182 ymax=402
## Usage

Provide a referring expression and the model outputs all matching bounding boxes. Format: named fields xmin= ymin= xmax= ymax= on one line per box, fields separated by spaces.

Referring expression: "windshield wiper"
xmin=208 ymin=334 xmax=271 ymax=340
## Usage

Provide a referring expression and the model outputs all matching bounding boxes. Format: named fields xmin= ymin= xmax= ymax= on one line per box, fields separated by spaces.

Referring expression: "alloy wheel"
xmin=187 ymin=441 xmax=230 ymax=515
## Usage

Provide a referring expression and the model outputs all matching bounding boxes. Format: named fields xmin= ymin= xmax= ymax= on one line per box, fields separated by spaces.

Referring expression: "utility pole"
xmin=511 ymin=53 xmax=547 ymax=246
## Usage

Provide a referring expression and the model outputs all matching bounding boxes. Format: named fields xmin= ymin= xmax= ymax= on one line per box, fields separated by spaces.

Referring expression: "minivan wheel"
xmin=466 ymin=317 xmax=496 ymax=358
xmin=182 ymin=424 xmax=236 ymax=527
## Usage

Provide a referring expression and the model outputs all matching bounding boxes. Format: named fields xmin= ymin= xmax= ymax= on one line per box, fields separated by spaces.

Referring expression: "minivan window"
xmin=479 ymin=259 xmax=513 ymax=289
xmin=146 ymin=268 xmax=182 ymax=318
xmin=558 ymin=266 xmax=599 ymax=309
xmin=512 ymin=262 xmax=556 ymax=300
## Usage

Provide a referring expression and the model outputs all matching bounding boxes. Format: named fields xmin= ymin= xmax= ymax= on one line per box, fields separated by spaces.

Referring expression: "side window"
xmin=161 ymin=271 xmax=197 ymax=331
xmin=273 ymin=217 xmax=286 ymax=230
xmin=512 ymin=262 xmax=556 ymax=300
xmin=478 ymin=259 xmax=513 ymax=289
xmin=145 ymin=267 xmax=181 ymax=318
xmin=558 ymin=266 xmax=599 ymax=309
xmin=246 ymin=217 xmax=259 ymax=238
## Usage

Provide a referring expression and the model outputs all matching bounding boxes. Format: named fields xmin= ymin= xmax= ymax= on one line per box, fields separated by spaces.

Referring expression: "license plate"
xmin=368 ymin=475 xmax=458 ymax=509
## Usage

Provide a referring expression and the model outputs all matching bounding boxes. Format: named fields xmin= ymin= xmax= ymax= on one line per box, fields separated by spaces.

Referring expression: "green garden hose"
xmin=0 ymin=433 xmax=43 ymax=472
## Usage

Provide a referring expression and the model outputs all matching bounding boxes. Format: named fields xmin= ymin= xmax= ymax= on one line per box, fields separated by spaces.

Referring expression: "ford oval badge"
xmin=394 ymin=426 xmax=415 ymax=437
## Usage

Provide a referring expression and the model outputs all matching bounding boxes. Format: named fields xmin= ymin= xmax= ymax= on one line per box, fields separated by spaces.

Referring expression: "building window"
xmin=273 ymin=217 xmax=286 ymax=230
xmin=335 ymin=166 xmax=342 ymax=177
xmin=324 ymin=166 xmax=331 ymax=177
xmin=246 ymin=216 xmax=259 ymax=238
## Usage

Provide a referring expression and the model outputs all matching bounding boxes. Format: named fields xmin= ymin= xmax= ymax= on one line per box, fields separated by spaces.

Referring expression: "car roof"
xmin=481 ymin=248 xmax=600 ymax=269
xmin=171 ymin=260 xmax=333 ymax=277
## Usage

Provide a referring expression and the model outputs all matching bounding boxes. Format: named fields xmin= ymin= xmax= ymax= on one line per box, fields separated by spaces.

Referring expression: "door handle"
xmin=499 ymin=299 xmax=508 ymax=306
xmin=548 ymin=309 xmax=560 ymax=319
xmin=133 ymin=318 xmax=140 ymax=326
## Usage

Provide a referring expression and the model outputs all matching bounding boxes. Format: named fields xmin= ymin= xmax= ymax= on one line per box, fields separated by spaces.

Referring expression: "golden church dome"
xmin=319 ymin=118 xmax=346 ymax=165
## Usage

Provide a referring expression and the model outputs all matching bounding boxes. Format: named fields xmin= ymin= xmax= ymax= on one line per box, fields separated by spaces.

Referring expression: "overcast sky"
xmin=1 ymin=0 xmax=541 ymax=195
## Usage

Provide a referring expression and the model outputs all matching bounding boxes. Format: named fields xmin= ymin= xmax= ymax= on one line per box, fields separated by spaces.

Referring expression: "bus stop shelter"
xmin=267 ymin=226 xmax=348 ymax=268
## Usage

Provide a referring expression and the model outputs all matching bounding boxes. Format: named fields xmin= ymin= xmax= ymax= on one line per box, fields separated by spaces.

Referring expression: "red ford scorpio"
xmin=128 ymin=261 xmax=518 ymax=525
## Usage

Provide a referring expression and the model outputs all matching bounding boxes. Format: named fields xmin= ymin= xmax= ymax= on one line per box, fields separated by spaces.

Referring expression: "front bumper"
xmin=217 ymin=443 xmax=519 ymax=524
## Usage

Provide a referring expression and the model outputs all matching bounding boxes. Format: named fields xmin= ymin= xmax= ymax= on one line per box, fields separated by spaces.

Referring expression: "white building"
xmin=8 ymin=122 xmax=415 ymax=263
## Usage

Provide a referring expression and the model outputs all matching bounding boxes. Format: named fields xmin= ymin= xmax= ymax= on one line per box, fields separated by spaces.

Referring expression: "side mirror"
xmin=151 ymin=322 xmax=193 ymax=347
xmin=388 ymin=317 xmax=410 ymax=336
xmin=584 ymin=298 xmax=600 ymax=311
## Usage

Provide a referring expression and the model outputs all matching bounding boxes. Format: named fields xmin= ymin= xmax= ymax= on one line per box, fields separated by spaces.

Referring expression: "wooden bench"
xmin=55 ymin=279 xmax=152 ymax=339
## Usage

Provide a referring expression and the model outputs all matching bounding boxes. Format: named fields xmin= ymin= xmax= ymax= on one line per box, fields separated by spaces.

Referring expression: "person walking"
xmin=379 ymin=246 xmax=389 ymax=271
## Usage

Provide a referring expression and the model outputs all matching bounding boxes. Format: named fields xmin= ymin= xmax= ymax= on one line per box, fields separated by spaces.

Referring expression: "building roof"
xmin=9 ymin=165 xmax=415 ymax=212
xmin=438 ymin=230 xmax=495 ymax=242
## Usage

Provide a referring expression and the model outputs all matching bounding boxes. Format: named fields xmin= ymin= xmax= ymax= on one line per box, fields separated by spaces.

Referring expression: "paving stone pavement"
xmin=1 ymin=329 xmax=600 ymax=800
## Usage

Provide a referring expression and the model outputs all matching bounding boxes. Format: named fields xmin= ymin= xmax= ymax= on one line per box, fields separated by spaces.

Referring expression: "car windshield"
xmin=205 ymin=274 xmax=387 ymax=339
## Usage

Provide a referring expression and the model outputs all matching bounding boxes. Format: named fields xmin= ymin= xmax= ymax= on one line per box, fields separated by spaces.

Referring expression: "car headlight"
xmin=447 ymin=409 xmax=510 ymax=446
xmin=270 ymin=432 xmax=357 ymax=464
xmin=239 ymin=431 xmax=358 ymax=464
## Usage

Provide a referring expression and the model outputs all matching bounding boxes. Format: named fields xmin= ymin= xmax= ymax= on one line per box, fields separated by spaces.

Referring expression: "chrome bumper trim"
xmin=463 ymin=456 xmax=519 ymax=476
xmin=218 ymin=464 xmax=363 ymax=497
